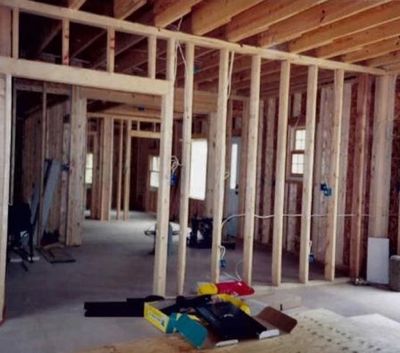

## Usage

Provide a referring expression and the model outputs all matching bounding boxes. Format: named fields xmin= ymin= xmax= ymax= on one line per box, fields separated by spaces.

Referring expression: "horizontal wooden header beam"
xmin=87 ymin=112 xmax=161 ymax=122
xmin=130 ymin=130 xmax=161 ymax=139
xmin=0 ymin=57 xmax=169 ymax=95
xmin=0 ymin=0 xmax=386 ymax=75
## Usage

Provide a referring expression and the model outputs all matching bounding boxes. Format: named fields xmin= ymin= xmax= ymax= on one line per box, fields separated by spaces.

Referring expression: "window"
xmin=290 ymin=128 xmax=306 ymax=176
xmin=85 ymin=153 xmax=93 ymax=185
xmin=189 ymin=139 xmax=208 ymax=200
xmin=230 ymin=142 xmax=239 ymax=190
xmin=150 ymin=156 xmax=160 ymax=188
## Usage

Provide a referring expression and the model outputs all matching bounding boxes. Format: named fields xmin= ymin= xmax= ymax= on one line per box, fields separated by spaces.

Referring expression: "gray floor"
xmin=1 ymin=212 xmax=400 ymax=353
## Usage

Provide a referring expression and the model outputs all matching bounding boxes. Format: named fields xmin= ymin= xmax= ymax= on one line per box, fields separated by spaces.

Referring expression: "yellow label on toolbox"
xmin=144 ymin=302 xmax=171 ymax=333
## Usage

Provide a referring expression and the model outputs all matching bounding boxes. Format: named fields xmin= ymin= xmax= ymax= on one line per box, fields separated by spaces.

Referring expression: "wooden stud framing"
xmin=116 ymin=119 xmax=124 ymax=220
xmin=254 ymin=100 xmax=264 ymax=241
xmin=324 ymin=69 xmax=344 ymax=281
xmin=148 ymin=35 xmax=157 ymax=79
xmin=0 ymin=74 xmax=12 ymax=322
xmin=205 ymin=112 xmax=216 ymax=217
xmin=336 ymin=83 xmax=352 ymax=268
xmin=368 ymin=74 xmax=397 ymax=238
xmin=100 ymin=117 xmax=113 ymax=221
xmin=62 ymin=19 xmax=70 ymax=65
xmin=153 ymin=38 xmax=176 ymax=296
xmin=123 ymin=119 xmax=132 ymax=221
xmin=66 ymin=86 xmax=87 ymax=246
xmin=261 ymin=97 xmax=276 ymax=244
xmin=12 ymin=8 xmax=18 ymax=58
xmin=271 ymin=60 xmax=290 ymax=286
xmin=350 ymin=74 xmax=371 ymax=278
xmin=242 ymin=55 xmax=261 ymax=284
xmin=9 ymin=79 xmax=16 ymax=203
xmin=0 ymin=0 xmax=386 ymax=75
xmin=90 ymin=122 xmax=99 ymax=219
xmin=177 ymin=42 xmax=194 ymax=295
xmin=299 ymin=65 xmax=318 ymax=284
xmin=107 ymin=28 xmax=115 ymax=73
xmin=238 ymin=101 xmax=249 ymax=238
xmin=223 ymin=100 xmax=233 ymax=223
xmin=37 ymin=83 xmax=47 ymax=244
xmin=211 ymin=48 xmax=230 ymax=283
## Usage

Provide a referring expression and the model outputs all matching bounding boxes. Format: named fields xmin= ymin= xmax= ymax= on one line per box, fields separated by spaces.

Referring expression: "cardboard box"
xmin=144 ymin=297 xmax=297 ymax=349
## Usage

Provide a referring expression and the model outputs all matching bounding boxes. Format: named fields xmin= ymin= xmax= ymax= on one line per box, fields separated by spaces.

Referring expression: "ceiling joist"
xmin=287 ymin=0 xmax=396 ymax=53
xmin=258 ymin=0 xmax=387 ymax=48
xmin=191 ymin=0 xmax=263 ymax=36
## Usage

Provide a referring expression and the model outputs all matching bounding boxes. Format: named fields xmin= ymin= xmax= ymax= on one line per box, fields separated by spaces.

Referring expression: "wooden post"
xmin=0 ymin=74 xmax=12 ymax=322
xmin=254 ymin=100 xmax=264 ymax=241
xmin=368 ymin=74 xmax=397 ymax=239
xmin=336 ymin=83 xmax=352 ymax=268
xmin=37 ymin=83 xmax=47 ymax=245
xmin=211 ymin=48 xmax=230 ymax=283
xmin=177 ymin=42 xmax=194 ymax=295
xmin=100 ymin=117 xmax=113 ymax=221
xmin=66 ymin=86 xmax=87 ymax=246
xmin=242 ymin=55 xmax=261 ymax=284
xmin=12 ymin=8 xmax=18 ymax=58
xmin=350 ymin=74 xmax=371 ymax=278
xmin=238 ymin=101 xmax=249 ymax=238
xmin=324 ymin=69 xmax=344 ymax=281
xmin=9 ymin=79 xmax=16 ymax=203
xmin=123 ymin=119 xmax=132 ymax=220
xmin=261 ymin=97 xmax=276 ymax=244
xmin=90 ymin=123 xmax=99 ymax=219
xmin=299 ymin=65 xmax=318 ymax=284
xmin=153 ymin=38 xmax=176 ymax=295
xmin=205 ymin=113 xmax=216 ymax=217
xmin=107 ymin=27 xmax=115 ymax=73
xmin=272 ymin=60 xmax=290 ymax=286
xmin=62 ymin=19 xmax=69 ymax=65
xmin=116 ymin=119 xmax=124 ymax=220
xmin=148 ymin=35 xmax=157 ymax=79
xmin=223 ymin=100 xmax=233 ymax=223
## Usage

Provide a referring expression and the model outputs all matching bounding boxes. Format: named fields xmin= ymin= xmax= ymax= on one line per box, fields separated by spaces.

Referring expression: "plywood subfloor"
xmin=80 ymin=309 xmax=400 ymax=353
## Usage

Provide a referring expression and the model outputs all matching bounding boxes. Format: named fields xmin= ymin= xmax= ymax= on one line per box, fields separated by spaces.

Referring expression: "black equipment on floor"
xmin=188 ymin=217 xmax=213 ymax=249
xmin=7 ymin=202 xmax=34 ymax=270
xmin=195 ymin=301 xmax=268 ymax=341
xmin=84 ymin=295 xmax=164 ymax=317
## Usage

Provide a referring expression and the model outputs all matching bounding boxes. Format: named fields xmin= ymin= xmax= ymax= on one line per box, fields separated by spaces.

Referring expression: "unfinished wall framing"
xmin=0 ymin=0 xmax=400 ymax=322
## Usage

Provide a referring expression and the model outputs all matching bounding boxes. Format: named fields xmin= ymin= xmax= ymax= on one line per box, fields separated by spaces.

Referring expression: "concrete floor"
xmin=1 ymin=212 xmax=400 ymax=353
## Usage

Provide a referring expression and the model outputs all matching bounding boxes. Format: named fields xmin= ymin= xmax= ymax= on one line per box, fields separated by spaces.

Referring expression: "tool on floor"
xmin=84 ymin=295 xmax=164 ymax=317
xmin=195 ymin=301 xmax=269 ymax=342
xmin=7 ymin=202 xmax=35 ymax=271
xmin=197 ymin=280 xmax=255 ymax=296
